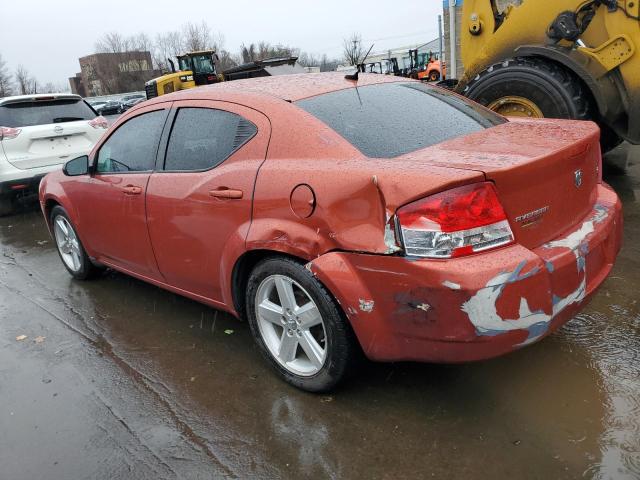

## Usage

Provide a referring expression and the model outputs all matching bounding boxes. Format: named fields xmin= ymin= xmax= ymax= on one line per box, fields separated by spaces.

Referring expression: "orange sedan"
xmin=39 ymin=73 xmax=622 ymax=391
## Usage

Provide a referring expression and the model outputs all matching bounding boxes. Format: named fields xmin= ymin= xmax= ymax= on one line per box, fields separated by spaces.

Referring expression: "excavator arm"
xmin=457 ymin=0 xmax=640 ymax=144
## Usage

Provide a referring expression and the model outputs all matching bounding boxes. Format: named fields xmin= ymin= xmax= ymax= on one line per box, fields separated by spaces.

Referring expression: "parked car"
xmin=121 ymin=97 xmax=146 ymax=111
xmin=121 ymin=94 xmax=145 ymax=103
xmin=0 ymin=93 xmax=107 ymax=215
xmin=39 ymin=73 xmax=622 ymax=392
xmin=96 ymin=100 xmax=123 ymax=116
xmin=88 ymin=100 xmax=107 ymax=111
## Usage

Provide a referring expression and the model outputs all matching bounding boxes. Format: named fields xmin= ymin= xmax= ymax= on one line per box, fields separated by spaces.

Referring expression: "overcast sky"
xmin=0 ymin=0 xmax=442 ymax=86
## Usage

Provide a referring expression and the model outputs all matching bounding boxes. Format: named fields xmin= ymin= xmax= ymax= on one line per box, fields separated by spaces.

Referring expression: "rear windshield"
xmin=296 ymin=82 xmax=506 ymax=158
xmin=0 ymin=99 xmax=96 ymax=128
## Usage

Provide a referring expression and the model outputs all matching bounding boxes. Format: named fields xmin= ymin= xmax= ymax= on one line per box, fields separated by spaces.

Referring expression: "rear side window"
xmin=164 ymin=108 xmax=257 ymax=171
xmin=296 ymin=82 xmax=506 ymax=158
xmin=96 ymin=110 xmax=166 ymax=173
xmin=0 ymin=99 xmax=96 ymax=128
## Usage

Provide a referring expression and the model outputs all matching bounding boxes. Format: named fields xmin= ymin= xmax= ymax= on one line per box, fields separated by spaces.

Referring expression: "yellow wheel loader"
xmin=454 ymin=0 xmax=639 ymax=149
xmin=145 ymin=50 xmax=222 ymax=99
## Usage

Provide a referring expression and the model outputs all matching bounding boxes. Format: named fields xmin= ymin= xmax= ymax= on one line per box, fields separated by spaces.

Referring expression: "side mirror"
xmin=63 ymin=155 xmax=89 ymax=176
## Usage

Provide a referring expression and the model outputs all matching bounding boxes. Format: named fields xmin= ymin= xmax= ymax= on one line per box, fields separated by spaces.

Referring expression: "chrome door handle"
xmin=209 ymin=188 xmax=243 ymax=199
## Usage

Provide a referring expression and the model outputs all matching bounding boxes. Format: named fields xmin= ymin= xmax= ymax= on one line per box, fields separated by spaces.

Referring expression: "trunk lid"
xmin=413 ymin=119 xmax=601 ymax=249
xmin=2 ymin=121 xmax=100 ymax=169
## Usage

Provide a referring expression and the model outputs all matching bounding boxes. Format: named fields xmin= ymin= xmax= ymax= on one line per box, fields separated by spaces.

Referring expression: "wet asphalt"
xmin=0 ymin=144 xmax=638 ymax=480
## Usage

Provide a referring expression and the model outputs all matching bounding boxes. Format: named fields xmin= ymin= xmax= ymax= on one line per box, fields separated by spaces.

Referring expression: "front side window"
xmin=96 ymin=110 xmax=166 ymax=173
xmin=164 ymin=108 xmax=257 ymax=171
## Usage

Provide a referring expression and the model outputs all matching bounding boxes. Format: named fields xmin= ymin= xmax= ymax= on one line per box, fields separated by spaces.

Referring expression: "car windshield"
xmin=0 ymin=99 xmax=96 ymax=128
xmin=296 ymin=82 xmax=506 ymax=158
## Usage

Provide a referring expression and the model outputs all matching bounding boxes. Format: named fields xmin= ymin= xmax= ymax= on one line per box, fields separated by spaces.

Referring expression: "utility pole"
xmin=438 ymin=14 xmax=444 ymax=79
xmin=449 ymin=0 xmax=458 ymax=79
xmin=353 ymin=39 xmax=358 ymax=65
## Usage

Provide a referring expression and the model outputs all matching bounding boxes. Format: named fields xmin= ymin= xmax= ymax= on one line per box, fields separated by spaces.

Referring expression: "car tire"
xmin=246 ymin=256 xmax=358 ymax=392
xmin=50 ymin=205 xmax=101 ymax=280
xmin=429 ymin=70 xmax=440 ymax=82
xmin=463 ymin=57 xmax=593 ymax=121
xmin=0 ymin=195 xmax=16 ymax=217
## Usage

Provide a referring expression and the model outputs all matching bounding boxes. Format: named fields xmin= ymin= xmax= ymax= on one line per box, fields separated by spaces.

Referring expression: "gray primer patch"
xmin=359 ymin=299 xmax=375 ymax=313
xmin=442 ymin=281 xmax=461 ymax=290
xmin=462 ymin=204 xmax=610 ymax=346
xmin=416 ymin=303 xmax=431 ymax=312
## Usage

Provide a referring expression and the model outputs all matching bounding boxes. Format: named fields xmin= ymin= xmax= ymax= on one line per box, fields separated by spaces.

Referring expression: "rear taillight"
xmin=88 ymin=116 xmax=108 ymax=129
xmin=0 ymin=126 xmax=22 ymax=140
xmin=397 ymin=182 xmax=514 ymax=258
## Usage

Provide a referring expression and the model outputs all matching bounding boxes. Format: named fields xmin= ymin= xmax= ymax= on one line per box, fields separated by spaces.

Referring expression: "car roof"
xmin=0 ymin=93 xmax=82 ymax=106
xmin=153 ymin=72 xmax=415 ymax=104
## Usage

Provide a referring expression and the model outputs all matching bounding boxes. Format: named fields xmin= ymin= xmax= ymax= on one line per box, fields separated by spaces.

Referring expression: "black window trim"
xmin=92 ymin=106 xmax=172 ymax=176
xmin=157 ymin=105 xmax=259 ymax=174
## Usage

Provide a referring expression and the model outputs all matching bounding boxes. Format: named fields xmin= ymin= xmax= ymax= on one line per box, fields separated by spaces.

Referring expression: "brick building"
xmin=69 ymin=51 xmax=161 ymax=97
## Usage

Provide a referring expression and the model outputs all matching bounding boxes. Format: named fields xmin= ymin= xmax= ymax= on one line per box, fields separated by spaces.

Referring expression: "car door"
xmin=80 ymin=104 xmax=170 ymax=279
xmin=145 ymin=100 xmax=271 ymax=302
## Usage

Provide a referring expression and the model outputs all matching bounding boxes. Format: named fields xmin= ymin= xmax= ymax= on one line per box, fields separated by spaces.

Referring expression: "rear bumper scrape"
xmin=464 ymin=202 xmax=610 ymax=347
xmin=307 ymin=184 xmax=622 ymax=363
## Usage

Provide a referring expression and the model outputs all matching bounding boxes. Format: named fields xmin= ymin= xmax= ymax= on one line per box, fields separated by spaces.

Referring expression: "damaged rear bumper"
xmin=309 ymin=184 xmax=623 ymax=363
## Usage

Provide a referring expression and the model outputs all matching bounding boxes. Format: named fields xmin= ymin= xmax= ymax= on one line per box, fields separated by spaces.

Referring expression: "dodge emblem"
xmin=574 ymin=169 xmax=583 ymax=188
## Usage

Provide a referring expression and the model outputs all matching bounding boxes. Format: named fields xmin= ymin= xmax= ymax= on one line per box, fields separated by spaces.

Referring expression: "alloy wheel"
xmin=255 ymin=274 xmax=327 ymax=376
xmin=53 ymin=215 xmax=82 ymax=273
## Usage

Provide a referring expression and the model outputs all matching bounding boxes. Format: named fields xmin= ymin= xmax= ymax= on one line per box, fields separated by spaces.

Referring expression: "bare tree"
xmin=95 ymin=32 xmax=130 ymax=53
xmin=154 ymin=30 xmax=184 ymax=70
xmin=298 ymin=52 xmax=319 ymax=67
xmin=131 ymin=32 xmax=153 ymax=52
xmin=216 ymin=49 xmax=236 ymax=72
xmin=240 ymin=43 xmax=257 ymax=63
xmin=0 ymin=54 xmax=13 ymax=97
xmin=240 ymin=42 xmax=299 ymax=64
xmin=39 ymin=82 xmax=70 ymax=94
xmin=15 ymin=65 xmax=37 ymax=94
xmin=320 ymin=54 xmax=340 ymax=72
xmin=182 ymin=21 xmax=223 ymax=52
xmin=343 ymin=33 xmax=366 ymax=66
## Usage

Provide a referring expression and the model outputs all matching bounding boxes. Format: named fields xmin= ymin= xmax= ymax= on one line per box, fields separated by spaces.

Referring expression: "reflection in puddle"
xmin=270 ymin=396 xmax=339 ymax=479
xmin=562 ymin=310 xmax=640 ymax=479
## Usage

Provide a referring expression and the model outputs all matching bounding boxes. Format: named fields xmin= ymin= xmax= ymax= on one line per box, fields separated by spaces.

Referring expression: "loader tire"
xmin=463 ymin=57 xmax=593 ymax=121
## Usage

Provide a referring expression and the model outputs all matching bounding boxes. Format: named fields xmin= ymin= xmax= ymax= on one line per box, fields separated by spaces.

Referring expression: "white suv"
xmin=0 ymin=93 xmax=107 ymax=215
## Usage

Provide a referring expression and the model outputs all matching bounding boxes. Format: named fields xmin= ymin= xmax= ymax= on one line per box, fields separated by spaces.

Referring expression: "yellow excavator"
xmin=454 ymin=0 xmax=639 ymax=149
xmin=145 ymin=52 xmax=305 ymax=100
xmin=145 ymin=50 xmax=222 ymax=99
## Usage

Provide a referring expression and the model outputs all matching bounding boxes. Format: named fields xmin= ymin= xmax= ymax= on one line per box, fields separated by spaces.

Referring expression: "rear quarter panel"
xmin=247 ymin=104 xmax=485 ymax=259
